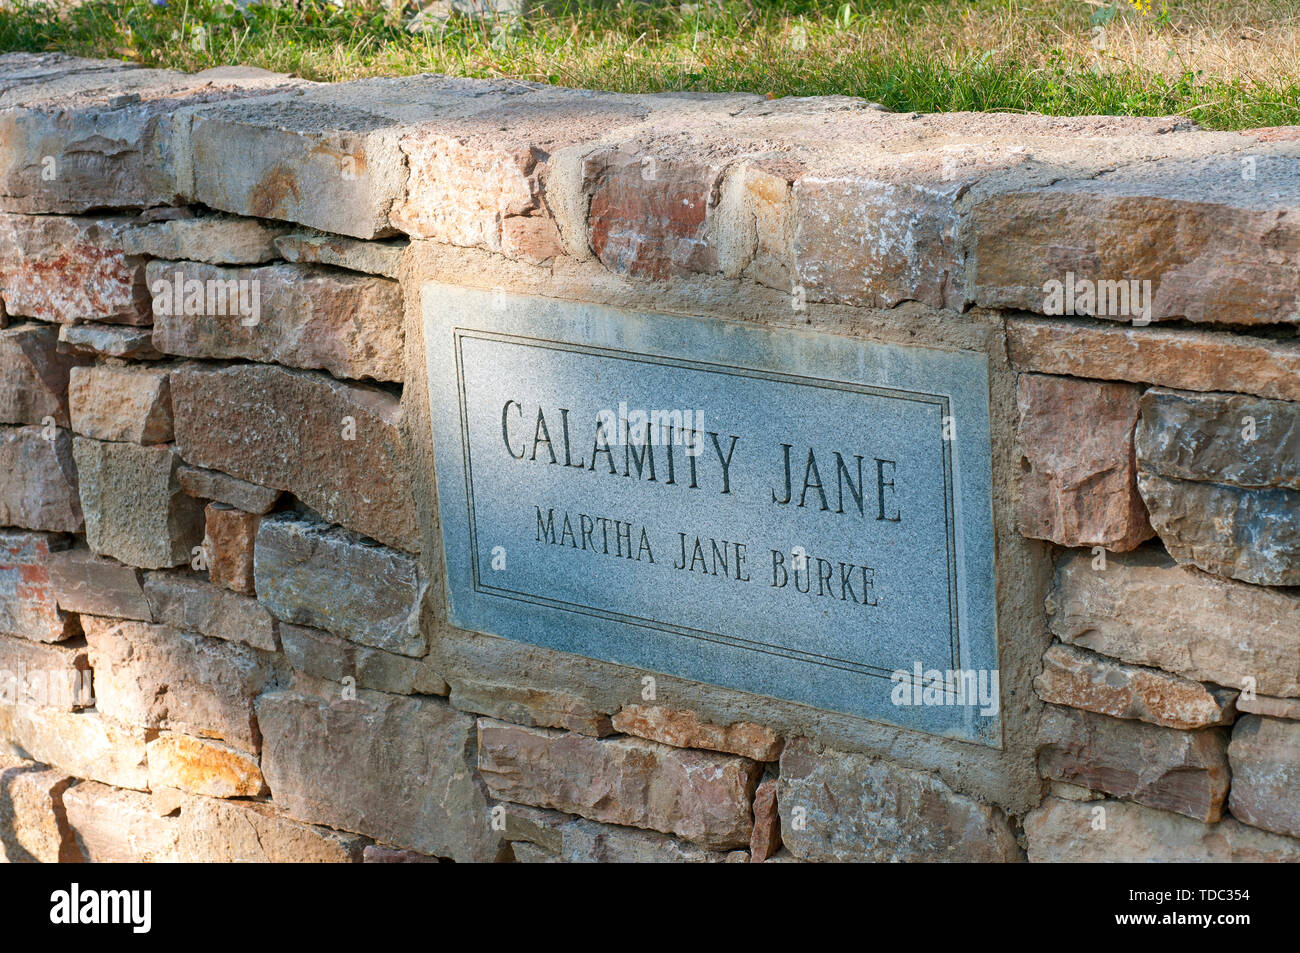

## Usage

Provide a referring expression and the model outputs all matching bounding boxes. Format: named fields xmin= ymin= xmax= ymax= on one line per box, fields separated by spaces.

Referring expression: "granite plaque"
xmin=424 ymin=285 xmax=1000 ymax=745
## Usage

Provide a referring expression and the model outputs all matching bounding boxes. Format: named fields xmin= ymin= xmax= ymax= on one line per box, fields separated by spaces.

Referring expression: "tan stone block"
xmin=204 ymin=503 xmax=258 ymax=596
xmin=122 ymin=216 xmax=288 ymax=264
xmin=449 ymin=678 xmax=610 ymax=736
xmin=148 ymin=261 xmax=404 ymax=382
xmin=176 ymin=464 xmax=279 ymax=515
xmin=0 ymin=214 xmax=149 ymax=324
xmin=73 ymin=438 xmax=204 ymax=569
xmin=171 ymin=364 xmax=417 ymax=551
xmin=973 ymin=158 xmax=1300 ymax=326
xmin=141 ymin=571 xmax=278 ymax=652
xmin=0 ymin=529 xmax=77 ymax=641
xmin=610 ymin=704 xmax=782 ymax=760
xmin=68 ymin=364 xmax=173 ymax=444
xmin=0 ymin=322 xmax=87 ymax=426
xmin=43 ymin=546 xmax=152 ymax=622
xmin=1035 ymin=643 xmax=1235 ymax=730
xmin=777 ymin=736 xmax=1020 ymax=862
xmin=0 ymin=753 xmax=78 ymax=862
xmin=0 ymin=706 xmax=149 ymax=790
xmin=1228 ymin=715 xmax=1300 ymax=839
xmin=1007 ymin=317 xmax=1300 ymax=403
xmin=1048 ymin=548 xmax=1300 ymax=696
xmin=749 ymin=777 xmax=781 ymax=863
xmin=257 ymin=675 xmax=502 ymax=862
xmin=477 ymin=717 xmax=761 ymax=850
xmin=146 ymin=733 xmax=266 ymax=798
xmin=0 ymin=634 xmax=92 ymax=711
xmin=1016 ymin=374 xmax=1152 ymax=550
xmin=1037 ymin=705 xmax=1229 ymax=822
xmin=1025 ymin=796 xmax=1300 ymax=862
xmin=175 ymin=795 xmax=366 ymax=862
xmin=62 ymin=781 xmax=179 ymax=862
xmin=82 ymin=615 xmax=275 ymax=753
xmin=0 ymin=426 xmax=82 ymax=533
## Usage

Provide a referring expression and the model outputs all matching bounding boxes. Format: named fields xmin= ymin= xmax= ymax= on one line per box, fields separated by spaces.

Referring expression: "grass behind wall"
xmin=1 ymin=0 xmax=1297 ymax=130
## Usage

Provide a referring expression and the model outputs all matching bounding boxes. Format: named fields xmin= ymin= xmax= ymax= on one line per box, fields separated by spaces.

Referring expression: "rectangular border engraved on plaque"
xmin=424 ymin=284 xmax=1001 ymax=746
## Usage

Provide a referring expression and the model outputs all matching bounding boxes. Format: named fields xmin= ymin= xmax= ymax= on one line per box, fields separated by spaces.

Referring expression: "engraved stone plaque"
xmin=425 ymin=285 xmax=1000 ymax=745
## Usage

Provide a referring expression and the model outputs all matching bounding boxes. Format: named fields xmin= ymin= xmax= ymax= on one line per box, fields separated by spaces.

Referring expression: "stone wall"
xmin=1 ymin=50 xmax=1297 ymax=863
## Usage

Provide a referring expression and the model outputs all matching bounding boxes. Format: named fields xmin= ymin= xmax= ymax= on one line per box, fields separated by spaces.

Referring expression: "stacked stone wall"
xmin=1 ymin=51 xmax=1297 ymax=862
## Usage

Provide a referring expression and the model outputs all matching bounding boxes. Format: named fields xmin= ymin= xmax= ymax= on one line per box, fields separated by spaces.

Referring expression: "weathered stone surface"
xmin=176 ymin=795 xmax=366 ymax=862
xmin=973 ymin=157 xmax=1300 ymax=326
xmin=0 ymin=61 xmax=303 ymax=213
xmin=73 ymin=438 xmax=204 ymax=569
xmin=794 ymin=175 xmax=962 ymax=311
xmin=0 ymin=323 xmax=86 ymax=426
xmin=1134 ymin=387 xmax=1300 ymax=585
xmin=1228 ymin=715 xmax=1300 ymax=839
xmin=396 ymin=128 xmax=570 ymax=262
xmin=0 ymin=634 xmax=92 ymax=711
xmin=560 ymin=817 xmax=746 ymax=863
xmin=68 ymin=364 xmax=173 ymax=444
xmin=1007 ymin=317 xmax=1300 ymax=404
xmin=498 ymin=802 xmax=567 ymax=853
xmin=777 ymin=736 xmax=1020 ymax=862
xmin=254 ymin=512 xmax=426 ymax=657
xmin=171 ymin=364 xmax=417 ymax=551
xmin=148 ymin=260 xmax=404 ymax=382
xmin=500 ymin=801 xmax=743 ymax=863
xmin=1015 ymin=374 xmax=1151 ymax=551
xmin=448 ymin=678 xmax=610 ymax=736
xmin=0 ymin=753 xmax=78 ymax=862
xmin=57 ymin=323 xmax=161 ymax=361
xmin=1238 ymin=695 xmax=1300 ymax=721
xmin=204 ymin=503 xmax=258 ymax=596
xmin=750 ymin=776 xmax=781 ymax=863
xmin=611 ymin=704 xmax=782 ymax=761
xmin=186 ymin=83 xmax=410 ymax=239
xmin=1137 ymin=388 xmax=1300 ymax=491
xmin=1025 ymin=795 xmax=1300 ymax=863
xmin=0 ymin=51 xmax=122 ymax=85
xmin=1137 ymin=472 xmax=1300 ymax=586
xmin=585 ymin=147 xmax=725 ymax=280
xmin=1035 ymin=643 xmax=1235 ymax=730
xmin=257 ymin=676 xmax=501 ymax=862
xmin=82 ymin=615 xmax=276 ymax=753
xmin=186 ymin=75 xmax=557 ymax=239
xmin=0 ymin=214 xmax=149 ymax=324
xmin=142 ymin=571 xmax=278 ymax=652
xmin=0 ymin=426 xmax=82 ymax=533
xmin=1037 ymin=705 xmax=1230 ymax=822
xmin=275 ymin=231 xmax=405 ymax=277
xmin=62 ymin=781 xmax=178 ymax=862
xmin=477 ymin=718 xmax=761 ymax=849
xmin=146 ymin=732 xmax=266 ymax=798
xmin=123 ymin=216 xmax=289 ymax=264
xmin=177 ymin=464 xmax=279 ymax=515
xmin=1048 ymin=547 xmax=1300 ymax=696
xmin=279 ymin=623 xmax=447 ymax=696
xmin=44 ymin=546 xmax=151 ymax=622
xmin=0 ymin=706 xmax=149 ymax=790
xmin=363 ymin=844 xmax=440 ymax=863
xmin=0 ymin=529 xmax=76 ymax=641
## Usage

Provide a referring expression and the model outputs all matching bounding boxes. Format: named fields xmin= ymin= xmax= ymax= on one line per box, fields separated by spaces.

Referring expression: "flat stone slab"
xmin=424 ymin=285 xmax=998 ymax=743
